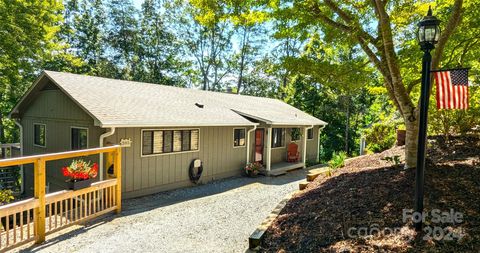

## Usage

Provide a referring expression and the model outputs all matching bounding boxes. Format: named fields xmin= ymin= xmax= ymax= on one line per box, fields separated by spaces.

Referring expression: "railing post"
xmin=34 ymin=158 xmax=46 ymax=243
xmin=114 ymin=148 xmax=122 ymax=214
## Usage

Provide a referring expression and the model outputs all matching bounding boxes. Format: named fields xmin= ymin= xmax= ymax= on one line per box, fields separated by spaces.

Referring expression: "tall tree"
xmin=213 ymin=0 xmax=465 ymax=167
xmin=106 ymin=0 xmax=140 ymax=80
xmin=0 ymin=0 xmax=64 ymax=150
xmin=183 ymin=0 xmax=233 ymax=91
xmin=138 ymin=0 xmax=183 ymax=85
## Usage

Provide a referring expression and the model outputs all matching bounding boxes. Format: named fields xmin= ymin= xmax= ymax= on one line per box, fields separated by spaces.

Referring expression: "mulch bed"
xmin=260 ymin=135 xmax=480 ymax=252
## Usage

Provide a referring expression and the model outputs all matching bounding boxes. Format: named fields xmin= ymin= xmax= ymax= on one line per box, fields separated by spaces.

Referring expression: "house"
xmin=9 ymin=71 xmax=327 ymax=198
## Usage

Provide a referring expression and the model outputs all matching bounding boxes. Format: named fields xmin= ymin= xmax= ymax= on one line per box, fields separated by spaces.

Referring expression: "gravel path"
xmin=15 ymin=169 xmax=309 ymax=253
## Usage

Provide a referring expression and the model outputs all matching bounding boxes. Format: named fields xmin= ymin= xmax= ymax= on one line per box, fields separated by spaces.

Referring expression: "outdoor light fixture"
xmin=414 ymin=6 xmax=441 ymax=232
xmin=417 ymin=7 xmax=441 ymax=50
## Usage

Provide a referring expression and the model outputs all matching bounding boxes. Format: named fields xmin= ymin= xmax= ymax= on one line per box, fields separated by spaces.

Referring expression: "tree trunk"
xmin=404 ymin=118 xmax=419 ymax=169
xmin=344 ymin=96 xmax=350 ymax=154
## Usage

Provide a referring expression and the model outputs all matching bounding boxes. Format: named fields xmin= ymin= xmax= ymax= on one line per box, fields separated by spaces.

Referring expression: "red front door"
xmin=255 ymin=129 xmax=264 ymax=163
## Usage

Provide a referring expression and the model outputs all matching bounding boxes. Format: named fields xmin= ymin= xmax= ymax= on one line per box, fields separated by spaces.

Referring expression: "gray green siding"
xmin=18 ymin=83 xmax=322 ymax=199
xmin=105 ymin=126 xmax=248 ymax=198
xmin=21 ymin=88 xmax=103 ymax=195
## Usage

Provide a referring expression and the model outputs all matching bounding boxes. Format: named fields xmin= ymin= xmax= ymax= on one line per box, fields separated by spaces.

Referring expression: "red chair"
xmin=287 ymin=143 xmax=300 ymax=162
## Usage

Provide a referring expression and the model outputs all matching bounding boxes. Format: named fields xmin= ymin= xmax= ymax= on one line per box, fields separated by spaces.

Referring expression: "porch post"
xmin=266 ymin=127 xmax=272 ymax=172
xmin=302 ymin=127 xmax=308 ymax=168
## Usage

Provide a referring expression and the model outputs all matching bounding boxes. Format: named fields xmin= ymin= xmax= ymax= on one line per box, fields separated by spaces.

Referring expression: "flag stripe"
xmin=434 ymin=69 xmax=469 ymax=110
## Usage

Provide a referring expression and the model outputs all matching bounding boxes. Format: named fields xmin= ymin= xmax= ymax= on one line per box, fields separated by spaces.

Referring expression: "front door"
xmin=255 ymin=129 xmax=264 ymax=163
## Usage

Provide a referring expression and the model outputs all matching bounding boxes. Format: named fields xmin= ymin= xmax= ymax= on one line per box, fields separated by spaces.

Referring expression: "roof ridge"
xmin=43 ymin=70 xmax=284 ymax=103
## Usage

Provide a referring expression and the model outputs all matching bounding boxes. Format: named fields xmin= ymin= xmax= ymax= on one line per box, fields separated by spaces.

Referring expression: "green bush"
xmin=328 ymin=151 xmax=347 ymax=170
xmin=0 ymin=189 xmax=14 ymax=206
xmin=364 ymin=123 xmax=396 ymax=153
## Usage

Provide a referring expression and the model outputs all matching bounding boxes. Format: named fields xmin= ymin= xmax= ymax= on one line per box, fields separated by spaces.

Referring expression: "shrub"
xmin=328 ymin=151 xmax=347 ymax=170
xmin=0 ymin=189 xmax=14 ymax=206
xmin=364 ymin=123 xmax=396 ymax=153
xmin=382 ymin=155 xmax=401 ymax=165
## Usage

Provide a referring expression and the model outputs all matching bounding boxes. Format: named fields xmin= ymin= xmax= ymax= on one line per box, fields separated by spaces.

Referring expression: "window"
xmin=142 ymin=129 xmax=199 ymax=156
xmin=291 ymin=128 xmax=301 ymax=141
xmin=182 ymin=131 xmax=191 ymax=151
xmin=271 ymin=128 xmax=285 ymax=148
xmin=34 ymin=124 xmax=46 ymax=147
xmin=163 ymin=130 xmax=173 ymax=153
xmin=307 ymin=128 xmax=314 ymax=140
xmin=233 ymin=128 xmax=246 ymax=147
xmin=71 ymin=127 xmax=88 ymax=150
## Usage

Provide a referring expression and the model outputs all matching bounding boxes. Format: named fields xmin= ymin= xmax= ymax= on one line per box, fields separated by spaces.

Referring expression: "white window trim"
xmin=140 ymin=128 xmax=201 ymax=158
xmin=70 ymin=126 xmax=89 ymax=150
xmin=271 ymin=128 xmax=286 ymax=149
xmin=33 ymin=123 xmax=47 ymax=148
xmin=233 ymin=127 xmax=246 ymax=148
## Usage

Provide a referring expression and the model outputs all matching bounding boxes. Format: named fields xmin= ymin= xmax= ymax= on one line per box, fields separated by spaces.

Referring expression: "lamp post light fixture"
xmin=414 ymin=6 xmax=441 ymax=232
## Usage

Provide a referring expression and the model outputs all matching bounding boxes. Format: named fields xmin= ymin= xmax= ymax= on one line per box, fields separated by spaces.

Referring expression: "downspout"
xmin=317 ymin=125 xmax=326 ymax=163
xmin=302 ymin=125 xmax=314 ymax=168
xmin=99 ymin=127 xmax=115 ymax=181
xmin=246 ymin=125 xmax=257 ymax=164
xmin=14 ymin=119 xmax=24 ymax=194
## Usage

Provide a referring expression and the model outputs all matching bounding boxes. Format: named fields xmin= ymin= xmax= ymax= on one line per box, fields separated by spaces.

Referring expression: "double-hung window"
xmin=271 ymin=128 xmax=285 ymax=148
xmin=142 ymin=129 xmax=199 ymax=156
xmin=291 ymin=128 xmax=301 ymax=141
xmin=233 ymin=128 xmax=246 ymax=147
xmin=34 ymin=123 xmax=46 ymax=147
xmin=71 ymin=127 xmax=88 ymax=150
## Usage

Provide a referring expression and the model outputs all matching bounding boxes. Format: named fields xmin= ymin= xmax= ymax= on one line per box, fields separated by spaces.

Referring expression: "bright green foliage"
xmin=364 ymin=123 xmax=396 ymax=153
xmin=382 ymin=155 xmax=402 ymax=166
xmin=0 ymin=189 xmax=14 ymax=205
xmin=328 ymin=151 xmax=347 ymax=170
xmin=0 ymin=0 xmax=64 ymax=144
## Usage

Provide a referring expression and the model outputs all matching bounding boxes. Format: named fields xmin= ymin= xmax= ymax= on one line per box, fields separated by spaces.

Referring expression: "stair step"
xmin=299 ymin=182 xmax=309 ymax=190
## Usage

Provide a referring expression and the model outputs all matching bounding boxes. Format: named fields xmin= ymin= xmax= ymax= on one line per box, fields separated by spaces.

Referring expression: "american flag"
xmin=434 ymin=68 xmax=469 ymax=109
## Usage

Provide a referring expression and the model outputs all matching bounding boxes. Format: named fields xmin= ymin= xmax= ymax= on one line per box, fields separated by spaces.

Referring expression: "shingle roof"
xmin=22 ymin=71 xmax=327 ymax=127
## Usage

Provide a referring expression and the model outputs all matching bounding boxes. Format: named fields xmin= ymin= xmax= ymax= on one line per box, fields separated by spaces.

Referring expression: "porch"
xmin=267 ymin=161 xmax=305 ymax=176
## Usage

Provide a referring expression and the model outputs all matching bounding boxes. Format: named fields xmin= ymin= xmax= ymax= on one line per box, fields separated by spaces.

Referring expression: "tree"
xmin=214 ymin=0 xmax=465 ymax=167
xmin=137 ymin=0 xmax=184 ymax=86
xmin=182 ymin=0 xmax=234 ymax=91
xmin=0 ymin=0 xmax=63 ymax=151
xmin=106 ymin=0 xmax=140 ymax=80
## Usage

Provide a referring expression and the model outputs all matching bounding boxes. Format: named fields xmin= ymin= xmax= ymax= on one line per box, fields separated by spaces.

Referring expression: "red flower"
xmin=62 ymin=167 xmax=70 ymax=177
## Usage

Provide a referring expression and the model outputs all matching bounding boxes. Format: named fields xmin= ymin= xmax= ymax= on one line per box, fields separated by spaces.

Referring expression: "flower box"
xmin=62 ymin=159 xmax=98 ymax=191
xmin=67 ymin=178 xmax=93 ymax=191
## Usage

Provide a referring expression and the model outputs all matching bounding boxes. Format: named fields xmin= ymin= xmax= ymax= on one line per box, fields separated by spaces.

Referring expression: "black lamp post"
xmin=414 ymin=7 xmax=441 ymax=231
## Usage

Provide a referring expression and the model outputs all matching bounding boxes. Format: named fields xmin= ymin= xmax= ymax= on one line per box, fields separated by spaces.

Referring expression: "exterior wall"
xmin=17 ymin=80 xmax=323 ymax=198
xmin=306 ymin=126 xmax=320 ymax=162
xmin=105 ymin=126 xmax=249 ymax=198
xmin=21 ymin=88 xmax=104 ymax=195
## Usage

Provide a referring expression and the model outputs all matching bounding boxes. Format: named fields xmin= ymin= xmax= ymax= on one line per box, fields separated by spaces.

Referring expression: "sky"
xmin=132 ymin=0 xmax=144 ymax=9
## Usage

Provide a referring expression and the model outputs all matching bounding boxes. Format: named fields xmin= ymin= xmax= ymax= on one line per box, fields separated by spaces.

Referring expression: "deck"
xmin=267 ymin=161 xmax=305 ymax=176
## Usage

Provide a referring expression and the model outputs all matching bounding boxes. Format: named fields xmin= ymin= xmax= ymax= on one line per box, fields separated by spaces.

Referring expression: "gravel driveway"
xmin=16 ymin=169 xmax=310 ymax=253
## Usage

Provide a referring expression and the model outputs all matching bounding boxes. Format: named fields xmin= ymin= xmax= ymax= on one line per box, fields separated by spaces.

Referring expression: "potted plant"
xmin=61 ymin=160 xmax=98 ymax=190
xmin=245 ymin=162 xmax=263 ymax=177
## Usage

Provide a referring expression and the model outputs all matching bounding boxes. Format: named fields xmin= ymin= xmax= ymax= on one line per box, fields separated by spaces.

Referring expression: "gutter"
xmin=99 ymin=127 xmax=116 ymax=181
xmin=317 ymin=125 xmax=326 ymax=163
xmin=246 ymin=125 xmax=257 ymax=164
xmin=13 ymin=119 xmax=24 ymax=194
